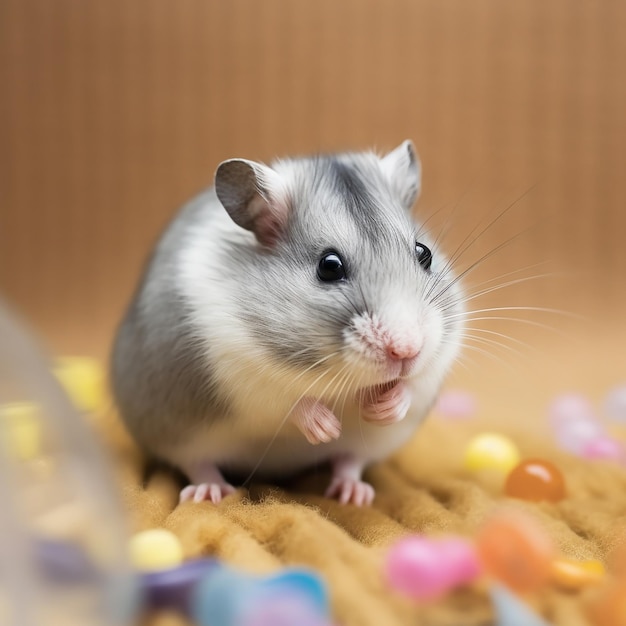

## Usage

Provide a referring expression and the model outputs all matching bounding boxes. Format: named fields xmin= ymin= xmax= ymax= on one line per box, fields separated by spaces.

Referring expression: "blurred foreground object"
xmin=0 ymin=297 xmax=136 ymax=626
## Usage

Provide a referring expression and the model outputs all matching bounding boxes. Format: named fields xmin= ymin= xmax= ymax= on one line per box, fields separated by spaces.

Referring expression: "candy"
xmin=435 ymin=390 xmax=477 ymax=419
xmin=385 ymin=535 xmax=481 ymax=600
xmin=548 ymin=393 xmax=595 ymax=423
xmin=550 ymin=558 xmax=605 ymax=590
xmin=53 ymin=357 xmax=106 ymax=413
xmin=581 ymin=436 xmax=625 ymax=461
xmin=463 ymin=433 xmax=520 ymax=474
xmin=192 ymin=566 xmax=330 ymax=626
xmin=504 ymin=459 xmax=566 ymax=503
xmin=586 ymin=581 xmax=626 ymax=626
xmin=553 ymin=417 xmax=605 ymax=455
xmin=437 ymin=538 xmax=482 ymax=585
xmin=0 ymin=401 xmax=42 ymax=460
xmin=489 ymin=584 xmax=550 ymax=626
xmin=476 ymin=511 xmax=554 ymax=593
xmin=129 ymin=529 xmax=184 ymax=572
xmin=140 ymin=558 xmax=219 ymax=613
xmin=36 ymin=538 xmax=98 ymax=583
xmin=605 ymin=385 xmax=626 ymax=422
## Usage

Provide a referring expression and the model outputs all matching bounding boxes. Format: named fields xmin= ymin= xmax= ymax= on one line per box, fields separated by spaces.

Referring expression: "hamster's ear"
xmin=215 ymin=159 xmax=290 ymax=246
xmin=380 ymin=140 xmax=421 ymax=211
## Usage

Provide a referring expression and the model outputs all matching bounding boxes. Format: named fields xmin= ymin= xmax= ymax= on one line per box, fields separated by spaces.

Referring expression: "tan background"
xmin=1 ymin=0 xmax=625 ymax=414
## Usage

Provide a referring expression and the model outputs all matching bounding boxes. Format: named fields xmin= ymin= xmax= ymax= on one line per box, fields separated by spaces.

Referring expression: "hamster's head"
xmin=215 ymin=141 xmax=465 ymax=395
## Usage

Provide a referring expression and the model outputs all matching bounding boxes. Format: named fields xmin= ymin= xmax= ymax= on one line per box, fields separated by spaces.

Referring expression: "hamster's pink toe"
xmin=178 ymin=482 xmax=235 ymax=505
xmin=325 ymin=477 xmax=375 ymax=506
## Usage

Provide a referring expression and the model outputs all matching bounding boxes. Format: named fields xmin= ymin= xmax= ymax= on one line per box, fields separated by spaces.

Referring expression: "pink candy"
xmin=385 ymin=536 xmax=481 ymax=600
xmin=581 ymin=436 xmax=625 ymax=461
xmin=435 ymin=390 xmax=477 ymax=419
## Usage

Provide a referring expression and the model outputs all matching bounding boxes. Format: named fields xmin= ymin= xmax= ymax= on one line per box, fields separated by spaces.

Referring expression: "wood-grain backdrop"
xmin=1 ymin=0 xmax=625 ymax=406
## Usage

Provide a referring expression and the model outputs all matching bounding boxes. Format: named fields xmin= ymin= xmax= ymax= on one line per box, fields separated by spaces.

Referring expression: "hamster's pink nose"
xmin=386 ymin=342 xmax=421 ymax=361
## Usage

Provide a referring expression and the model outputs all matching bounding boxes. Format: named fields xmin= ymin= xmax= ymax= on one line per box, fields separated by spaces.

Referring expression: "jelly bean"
xmin=385 ymin=536 xmax=455 ymax=600
xmin=581 ymin=436 xmax=625 ymax=461
xmin=548 ymin=393 xmax=595 ymax=423
xmin=586 ymin=581 xmax=626 ymax=626
xmin=504 ymin=459 xmax=566 ymax=503
xmin=192 ymin=566 xmax=329 ymax=626
xmin=553 ymin=417 xmax=605 ymax=456
xmin=141 ymin=558 xmax=218 ymax=613
xmin=489 ymin=584 xmax=550 ymax=626
xmin=0 ymin=401 xmax=42 ymax=460
xmin=242 ymin=595 xmax=333 ymax=626
xmin=476 ymin=511 xmax=554 ymax=593
xmin=129 ymin=529 xmax=184 ymax=572
xmin=36 ymin=537 xmax=98 ymax=583
xmin=605 ymin=385 xmax=626 ymax=422
xmin=550 ymin=558 xmax=605 ymax=590
xmin=435 ymin=390 xmax=477 ymax=419
xmin=53 ymin=357 xmax=106 ymax=412
xmin=463 ymin=433 xmax=520 ymax=474
xmin=437 ymin=538 xmax=482 ymax=585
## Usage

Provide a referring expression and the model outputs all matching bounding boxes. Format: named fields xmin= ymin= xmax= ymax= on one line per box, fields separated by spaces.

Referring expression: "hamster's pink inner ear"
xmin=215 ymin=158 xmax=290 ymax=247
xmin=380 ymin=139 xmax=422 ymax=212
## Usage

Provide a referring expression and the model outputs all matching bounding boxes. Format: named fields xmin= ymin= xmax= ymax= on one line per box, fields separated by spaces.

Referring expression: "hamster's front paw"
xmin=179 ymin=482 xmax=236 ymax=504
xmin=361 ymin=380 xmax=412 ymax=425
xmin=291 ymin=397 xmax=342 ymax=445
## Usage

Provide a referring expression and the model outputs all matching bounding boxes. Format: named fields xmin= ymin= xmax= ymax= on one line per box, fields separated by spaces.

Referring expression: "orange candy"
xmin=550 ymin=558 xmax=606 ymax=590
xmin=586 ymin=582 xmax=626 ymax=626
xmin=476 ymin=510 xmax=554 ymax=593
xmin=504 ymin=459 xmax=566 ymax=503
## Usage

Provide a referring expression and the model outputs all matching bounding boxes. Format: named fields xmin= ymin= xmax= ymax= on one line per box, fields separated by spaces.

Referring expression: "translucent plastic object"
xmin=0 ymin=298 xmax=136 ymax=626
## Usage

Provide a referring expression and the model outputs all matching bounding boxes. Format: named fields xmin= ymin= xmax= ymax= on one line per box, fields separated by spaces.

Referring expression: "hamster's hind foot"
xmin=325 ymin=454 xmax=375 ymax=506
xmin=178 ymin=460 xmax=236 ymax=504
xmin=179 ymin=482 xmax=236 ymax=504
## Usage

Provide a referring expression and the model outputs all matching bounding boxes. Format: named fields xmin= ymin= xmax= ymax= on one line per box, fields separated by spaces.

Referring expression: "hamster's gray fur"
xmin=111 ymin=141 xmax=465 ymax=506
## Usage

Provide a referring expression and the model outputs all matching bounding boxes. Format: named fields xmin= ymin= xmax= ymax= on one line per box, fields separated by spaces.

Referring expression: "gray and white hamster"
xmin=111 ymin=140 xmax=465 ymax=506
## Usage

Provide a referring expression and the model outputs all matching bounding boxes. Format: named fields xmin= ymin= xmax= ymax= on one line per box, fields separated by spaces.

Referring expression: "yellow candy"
xmin=129 ymin=529 xmax=184 ymax=572
xmin=464 ymin=433 xmax=521 ymax=473
xmin=53 ymin=357 xmax=106 ymax=412
xmin=0 ymin=402 xmax=42 ymax=460
xmin=551 ymin=558 xmax=606 ymax=590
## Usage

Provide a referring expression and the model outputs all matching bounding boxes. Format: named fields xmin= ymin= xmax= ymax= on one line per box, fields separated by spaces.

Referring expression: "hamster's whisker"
xmin=444 ymin=273 xmax=556 ymax=306
xmin=428 ymin=228 xmax=532 ymax=304
xmin=442 ymin=305 xmax=577 ymax=321
xmin=457 ymin=332 xmax=527 ymax=360
xmin=433 ymin=184 xmax=538 ymax=281
xmin=461 ymin=326 xmax=534 ymax=351
xmin=455 ymin=342 xmax=520 ymax=372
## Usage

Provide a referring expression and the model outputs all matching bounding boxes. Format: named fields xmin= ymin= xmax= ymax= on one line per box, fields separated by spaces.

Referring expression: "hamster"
xmin=111 ymin=140 xmax=465 ymax=506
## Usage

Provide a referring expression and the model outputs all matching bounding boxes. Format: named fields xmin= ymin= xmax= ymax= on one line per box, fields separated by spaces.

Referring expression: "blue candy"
xmin=489 ymin=584 xmax=551 ymax=626
xmin=192 ymin=566 xmax=331 ymax=626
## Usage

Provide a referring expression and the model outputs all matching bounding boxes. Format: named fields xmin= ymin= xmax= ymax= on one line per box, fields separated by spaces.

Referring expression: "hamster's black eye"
xmin=415 ymin=242 xmax=432 ymax=271
xmin=317 ymin=251 xmax=346 ymax=282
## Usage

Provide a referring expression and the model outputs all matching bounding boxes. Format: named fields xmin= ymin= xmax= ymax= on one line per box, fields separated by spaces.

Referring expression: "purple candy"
xmin=553 ymin=417 xmax=605 ymax=455
xmin=241 ymin=595 xmax=333 ymax=626
xmin=435 ymin=390 xmax=477 ymax=419
xmin=548 ymin=393 xmax=595 ymax=424
xmin=35 ymin=538 xmax=98 ymax=584
xmin=141 ymin=558 xmax=219 ymax=613
xmin=605 ymin=385 xmax=626 ymax=422
xmin=581 ymin=436 xmax=625 ymax=461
